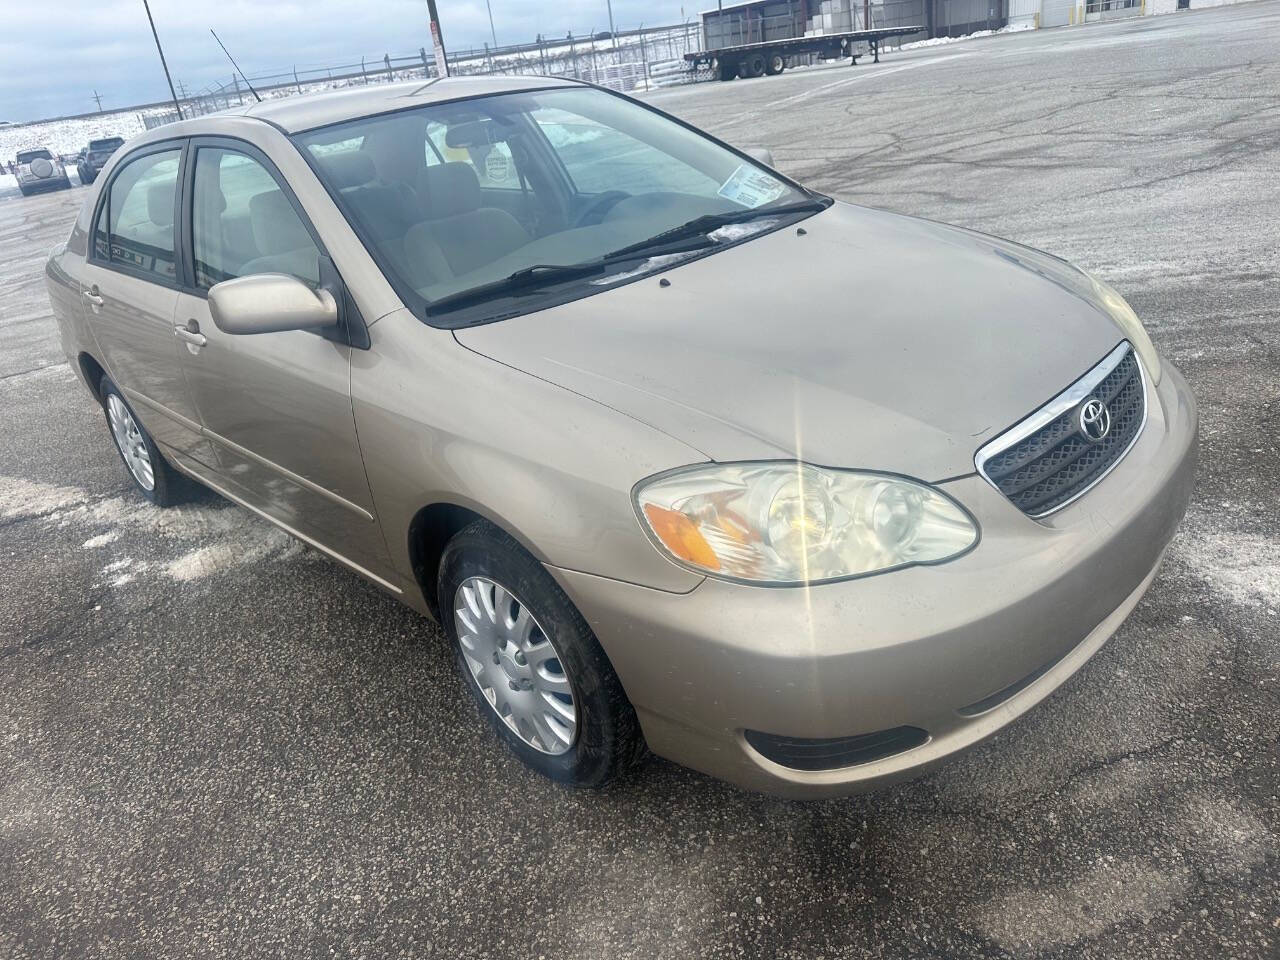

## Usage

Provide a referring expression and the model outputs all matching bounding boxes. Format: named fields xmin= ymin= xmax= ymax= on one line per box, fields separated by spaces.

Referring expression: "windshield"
xmin=17 ymin=149 xmax=52 ymax=163
xmin=295 ymin=87 xmax=819 ymax=326
xmin=89 ymin=138 xmax=123 ymax=151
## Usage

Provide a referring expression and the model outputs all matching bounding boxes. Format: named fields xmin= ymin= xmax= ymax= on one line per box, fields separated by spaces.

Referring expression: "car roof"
xmin=230 ymin=75 xmax=583 ymax=134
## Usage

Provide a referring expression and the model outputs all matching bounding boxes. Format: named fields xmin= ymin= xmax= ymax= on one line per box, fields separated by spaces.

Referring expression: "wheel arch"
xmin=77 ymin=351 xmax=107 ymax=401
xmin=407 ymin=500 xmax=550 ymax=622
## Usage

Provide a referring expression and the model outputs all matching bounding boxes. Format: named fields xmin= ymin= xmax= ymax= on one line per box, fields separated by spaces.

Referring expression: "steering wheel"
xmin=573 ymin=190 xmax=630 ymax=227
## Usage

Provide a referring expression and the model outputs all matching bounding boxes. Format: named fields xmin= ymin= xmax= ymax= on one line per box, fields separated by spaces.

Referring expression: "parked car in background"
xmin=15 ymin=148 xmax=71 ymax=195
xmin=43 ymin=78 xmax=1196 ymax=798
xmin=76 ymin=137 xmax=125 ymax=185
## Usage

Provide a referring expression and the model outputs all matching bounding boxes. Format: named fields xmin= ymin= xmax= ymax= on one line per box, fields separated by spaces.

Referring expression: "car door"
xmin=79 ymin=142 xmax=214 ymax=467
xmin=173 ymin=137 xmax=390 ymax=575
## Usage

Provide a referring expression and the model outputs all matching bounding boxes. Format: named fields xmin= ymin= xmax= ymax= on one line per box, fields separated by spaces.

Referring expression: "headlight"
xmin=634 ymin=462 xmax=978 ymax=586
xmin=1087 ymin=275 xmax=1162 ymax=385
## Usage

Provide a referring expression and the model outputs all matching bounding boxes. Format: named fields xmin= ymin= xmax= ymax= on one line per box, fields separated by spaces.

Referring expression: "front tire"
xmin=100 ymin=375 xmax=184 ymax=506
xmin=438 ymin=520 xmax=646 ymax=788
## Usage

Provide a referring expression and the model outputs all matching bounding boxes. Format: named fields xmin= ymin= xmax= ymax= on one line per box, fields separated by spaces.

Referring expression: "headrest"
xmin=147 ymin=184 xmax=173 ymax=227
xmin=421 ymin=162 xmax=482 ymax=219
xmin=320 ymin=151 xmax=376 ymax=189
xmin=199 ymin=183 xmax=227 ymax=216
xmin=249 ymin=190 xmax=312 ymax=255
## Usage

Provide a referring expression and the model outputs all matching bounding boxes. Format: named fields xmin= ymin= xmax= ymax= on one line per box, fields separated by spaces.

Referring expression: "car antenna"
xmin=210 ymin=29 xmax=262 ymax=103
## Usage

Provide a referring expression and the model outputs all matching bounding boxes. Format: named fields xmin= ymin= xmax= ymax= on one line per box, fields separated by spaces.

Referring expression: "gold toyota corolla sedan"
xmin=44 ymin=77 xmax=1197 ymax=798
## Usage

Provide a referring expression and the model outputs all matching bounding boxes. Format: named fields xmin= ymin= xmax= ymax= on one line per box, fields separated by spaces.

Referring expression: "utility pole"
xmin=141 ymin=0 xmax=182 ymax=119
xmin=426 ymin=0 xmax=450 ymax=77
xmin=606 ymin=0 xmax=618 ymax=47
xmin=91 ymin=90 xmax=104 ymax=112
xmin=485 ymin=0 xmax=498 ymax=48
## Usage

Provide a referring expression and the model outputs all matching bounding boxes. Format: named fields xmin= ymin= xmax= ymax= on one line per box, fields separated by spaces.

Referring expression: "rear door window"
xmin=96 ymin=149 xmax=182 ymax=282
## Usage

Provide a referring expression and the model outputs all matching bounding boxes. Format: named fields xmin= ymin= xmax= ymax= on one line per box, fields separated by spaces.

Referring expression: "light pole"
xmin=606 ymin=0 xmax=618 ymax=47
xmin=141 ymin=0 xmax=182 ymax=118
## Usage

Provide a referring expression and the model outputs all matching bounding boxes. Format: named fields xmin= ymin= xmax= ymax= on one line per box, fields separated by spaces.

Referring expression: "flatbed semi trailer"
xmin=684 ymin=26 xmax=923 ymax=81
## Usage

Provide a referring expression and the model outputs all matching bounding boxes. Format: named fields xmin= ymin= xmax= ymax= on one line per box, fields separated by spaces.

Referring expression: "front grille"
xmin=976 ymin=342 xmax=1146 ymax=517
xmin=744 ymin=726 xmax=929 ymax=771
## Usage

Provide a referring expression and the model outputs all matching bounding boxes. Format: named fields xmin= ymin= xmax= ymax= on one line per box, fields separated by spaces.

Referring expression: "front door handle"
xmin=82 ymin=286 xmax=104 ymax=309
xmin=174 ymin=320 xmax=207 ymax=349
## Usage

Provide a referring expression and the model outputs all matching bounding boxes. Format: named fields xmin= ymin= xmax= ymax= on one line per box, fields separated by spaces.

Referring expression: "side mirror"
xmin=744 ymin=146 xmax=775 ymax=167
xmin=208 ymin=273 xmax=339 ymax=335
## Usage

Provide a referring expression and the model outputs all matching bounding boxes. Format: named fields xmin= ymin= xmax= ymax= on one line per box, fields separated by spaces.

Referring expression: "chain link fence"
xmin=143 ymin=24 xmax=704 ymax=130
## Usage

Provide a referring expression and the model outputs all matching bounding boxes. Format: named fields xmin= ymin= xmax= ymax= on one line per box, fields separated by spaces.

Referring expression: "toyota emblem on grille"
xmin=1078 ymin=397 xmax=1111 ymax=442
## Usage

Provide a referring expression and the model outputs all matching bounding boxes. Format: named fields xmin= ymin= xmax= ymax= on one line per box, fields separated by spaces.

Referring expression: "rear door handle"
xmin=174 ymin=321 xmax=207 ymax=349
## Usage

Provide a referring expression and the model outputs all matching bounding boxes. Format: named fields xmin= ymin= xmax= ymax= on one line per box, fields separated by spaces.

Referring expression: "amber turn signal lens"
xmin=642 ymin=503 xmax=721 ymax=570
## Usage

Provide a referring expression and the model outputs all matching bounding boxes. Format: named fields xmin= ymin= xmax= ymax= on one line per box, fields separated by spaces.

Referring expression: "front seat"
xmin=405 ymin=162 xmax=529 ymax=280
xmin=239 ymin=190 xmax=319 ymax=283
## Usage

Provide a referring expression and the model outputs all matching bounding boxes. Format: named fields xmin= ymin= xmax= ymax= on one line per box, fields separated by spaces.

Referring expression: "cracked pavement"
xmin=2 ymin=5 xmax=1278 ymax=957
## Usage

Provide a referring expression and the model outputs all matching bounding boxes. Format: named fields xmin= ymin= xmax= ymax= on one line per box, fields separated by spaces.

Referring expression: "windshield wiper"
xmin=602 ymin=197 xmax=829 ymax=262
xmin=425 ymin=262 xmax=605 ymax=315
xmin=426 ymin=198 xmax=828 ymax=317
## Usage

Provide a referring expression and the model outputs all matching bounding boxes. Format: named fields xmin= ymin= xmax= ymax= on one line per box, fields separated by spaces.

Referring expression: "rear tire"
xmin=718 ymin=59 xmax=737 ymax=81
xmin=765 ymin=53 xmax=786 ymax=75
xmin=438 ymin=520 xmax=647 ymax=788
xmin=742 ymin=53 xmax=766 ymax=78
xmin=99 ymin=375 xmax=185 ymax=507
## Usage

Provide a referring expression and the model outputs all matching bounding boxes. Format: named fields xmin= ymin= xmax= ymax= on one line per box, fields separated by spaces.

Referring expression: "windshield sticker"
xmin=716 ymin=164 xmax=787 ymax=208
xmin=484 ymin=152 xmax=510 ymax=182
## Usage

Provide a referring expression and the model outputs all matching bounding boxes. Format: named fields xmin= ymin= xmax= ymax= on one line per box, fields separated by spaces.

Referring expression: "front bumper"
xmin=551 ymin=361 xmax=1198 ymax=798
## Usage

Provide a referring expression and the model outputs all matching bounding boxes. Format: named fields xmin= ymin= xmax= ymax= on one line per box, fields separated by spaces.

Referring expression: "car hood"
xmin=454 ymin=202 xmax=1129 ymax=481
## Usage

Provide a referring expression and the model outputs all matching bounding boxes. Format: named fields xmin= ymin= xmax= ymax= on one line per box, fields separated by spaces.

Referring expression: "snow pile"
xmin=900 ymin=22 xmax=1033 ymax=50
xmin=0 ymin=109 xmax=167 ymax=162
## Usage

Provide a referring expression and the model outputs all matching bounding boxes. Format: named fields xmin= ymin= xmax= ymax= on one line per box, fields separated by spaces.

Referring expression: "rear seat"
xmin=239 ymin=190 xmax=320 ymax=282
xmin=405 ymin=163 xmax=529 ymax=282
xmin=318 ymin=151 xmax=431 ymax=282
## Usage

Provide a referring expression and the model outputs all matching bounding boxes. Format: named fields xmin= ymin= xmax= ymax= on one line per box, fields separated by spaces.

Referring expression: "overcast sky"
xmin=2 ymin=0 xmax=697 ymax=122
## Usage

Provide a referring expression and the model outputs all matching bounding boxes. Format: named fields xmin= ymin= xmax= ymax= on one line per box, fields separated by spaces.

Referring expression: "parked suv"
xmin=15 ymin=148 xmax=72 ymax=195
xmin=76 ymin=137 xmax=125 ymax=185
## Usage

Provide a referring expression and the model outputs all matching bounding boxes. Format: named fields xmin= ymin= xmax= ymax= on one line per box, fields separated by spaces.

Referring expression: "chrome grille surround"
xmin=975 ymin=341 xmax=1148 ymax=518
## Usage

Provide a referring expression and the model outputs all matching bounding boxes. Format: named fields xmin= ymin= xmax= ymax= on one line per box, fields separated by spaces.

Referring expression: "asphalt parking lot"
xmin=2 ymin=4 xmax=1278 ymax=957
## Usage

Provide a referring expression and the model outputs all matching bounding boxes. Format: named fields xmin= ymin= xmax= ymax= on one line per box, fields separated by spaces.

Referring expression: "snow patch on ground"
xmin=900 ymin=23 xmax=1033 ymax=51
xmin=0 ymin=477 xmax=91 ymax=521
xmin=166 ymin=534 xmax=299 ymax=583
xmin=1173 ymin=515 xmax=1280 ymax=608
xmin=0 ymin=473 xmax=301 ymax=586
